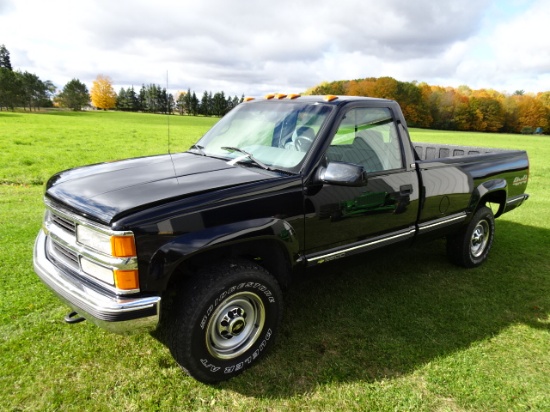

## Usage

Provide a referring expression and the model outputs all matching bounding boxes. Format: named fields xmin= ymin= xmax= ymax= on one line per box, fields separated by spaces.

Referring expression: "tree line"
xmin=0 ymin=44 xmax=242 ymax=116
xmin=306 ymin=77 xmax=550 ymax=134
xmin=37 ymin=75 xmax=243 ymax=117
xmin=0 ymin=45 xmax=55 ymax=111
xmin=117 ymin=86 xmax=244 ymax=116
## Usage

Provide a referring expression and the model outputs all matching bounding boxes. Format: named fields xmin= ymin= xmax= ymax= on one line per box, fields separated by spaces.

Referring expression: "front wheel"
xmin=168 ymin=260 xmax=283 ymax=383
xmin=446 ymin=206 xmax=495 ymax=268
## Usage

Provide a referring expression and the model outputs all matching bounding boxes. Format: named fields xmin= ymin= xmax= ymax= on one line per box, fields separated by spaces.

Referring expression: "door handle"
xmin=400 ymin=185 xmax=413 ymax=195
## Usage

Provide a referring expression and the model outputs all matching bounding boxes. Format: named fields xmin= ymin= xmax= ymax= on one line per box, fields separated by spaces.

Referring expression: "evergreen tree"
xmin=226 ymin=95 xmax=234 ymax=111
xmin=144 ymin=84 xmax=159 ymax=113
xmin=232 ymin=95 xmax=240 ymax=108
xmin=208 ymin=91 xmax=214 ymax=115
xmin=57 ymin=78 xmax=89 ymax=111
xmin=184 ymin=88 xmax=192 ymax=115
xmin=190 ymin=92 xmax=199 ymax=115
xmin=0 ymin=44 xmax=12 ymax=71
xmin=158 ymin=87 xmax=168 ymax=114
xmin=138 ymin=86 xmax=147 ymax=112
xmin=200 ymin=91 xmax=210 ymax=116
xmin=20 ymin=71 xmax=49 ymax=111
xmin=0 ymin=67 xmax=21 ymax=110
xmin=212 ymin=91 xmax=227 ymax=116
xmin=127 ymin=86 xmax=139 ymax=111
xmin=116 ymin=87 xmax=129 ymax=110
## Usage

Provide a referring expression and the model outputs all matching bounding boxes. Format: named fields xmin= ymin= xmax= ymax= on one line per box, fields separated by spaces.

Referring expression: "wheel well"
xmin=478 ymin=190 xmax=506 ymax=217
xmin=165 ymin=239 xmax=294 ymax=293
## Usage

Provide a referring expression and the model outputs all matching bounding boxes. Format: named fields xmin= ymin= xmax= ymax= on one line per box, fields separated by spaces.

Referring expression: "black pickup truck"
xmin=34 ymin=95 xmax=529 ymax=382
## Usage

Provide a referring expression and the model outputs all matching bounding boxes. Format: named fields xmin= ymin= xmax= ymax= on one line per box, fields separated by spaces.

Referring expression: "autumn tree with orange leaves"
xmin=306 ymin=77 xmax=550 ymax=134
xmin=91 ymin=75 xmax=117 ymax=110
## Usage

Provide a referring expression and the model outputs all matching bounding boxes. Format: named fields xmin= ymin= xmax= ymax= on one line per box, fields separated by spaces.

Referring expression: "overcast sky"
xmin=1 ymin=0 xmax=549 ymax=97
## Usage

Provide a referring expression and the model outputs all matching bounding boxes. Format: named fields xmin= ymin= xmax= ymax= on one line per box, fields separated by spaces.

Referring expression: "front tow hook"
xmin=64 ymin=311 xmax=86 ymax=324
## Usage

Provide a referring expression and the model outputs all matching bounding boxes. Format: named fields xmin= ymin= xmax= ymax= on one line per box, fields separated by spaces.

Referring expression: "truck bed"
xmin=410 ymin=141 xmax=529 ymax=223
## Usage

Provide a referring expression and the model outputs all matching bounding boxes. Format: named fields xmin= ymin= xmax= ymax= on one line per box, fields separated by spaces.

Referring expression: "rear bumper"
xmin=33 ymin=230 xmax=160 ymax=334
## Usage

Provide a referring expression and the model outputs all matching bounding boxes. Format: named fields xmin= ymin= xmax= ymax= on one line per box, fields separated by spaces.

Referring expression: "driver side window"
xmin=326 ymin=107 xmax=403 ymax=172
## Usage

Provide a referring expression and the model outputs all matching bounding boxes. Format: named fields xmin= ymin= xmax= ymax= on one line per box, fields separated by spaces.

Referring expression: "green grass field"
xmin=1 ymin=110 xmax=549 ymax=411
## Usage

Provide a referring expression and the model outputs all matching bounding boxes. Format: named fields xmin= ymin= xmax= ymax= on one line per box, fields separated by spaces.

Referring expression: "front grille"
xmin=48 ymin=208 xmax=80 ymax=272
xmin=51 ymin=213 xmax=76 ymax=235
xmin=51 ymin=240 xmax=79 ymax=268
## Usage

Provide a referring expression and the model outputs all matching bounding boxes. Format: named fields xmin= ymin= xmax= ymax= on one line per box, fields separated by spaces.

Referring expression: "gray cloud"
xmin=82 ymin=0 xmax=490 ymax=63
xmin=2 ymin=0 xmax=548 ymax=95
xmin=68 ymin=0 xmax=492 ymax=94
xmin=0 ymin=0 xmax=15 ymax=14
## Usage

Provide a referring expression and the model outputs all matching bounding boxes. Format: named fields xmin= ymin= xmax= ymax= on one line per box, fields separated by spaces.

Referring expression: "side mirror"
xmin=317 ymin=161 xmax=368 ymax=187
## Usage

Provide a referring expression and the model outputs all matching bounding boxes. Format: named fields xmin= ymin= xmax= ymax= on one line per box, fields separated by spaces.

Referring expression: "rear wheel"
xmin=446 ymin=206 xmax=495 ymax=268
xmin=168 ymin=260 xmax=283 ymax=383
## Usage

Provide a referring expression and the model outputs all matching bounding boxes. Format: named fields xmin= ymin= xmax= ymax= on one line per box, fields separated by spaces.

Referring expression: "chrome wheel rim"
xmin=470 ymin=220 xmax=490 ymax=258
xmin=206 ymin=292 xmax=265 ymax=360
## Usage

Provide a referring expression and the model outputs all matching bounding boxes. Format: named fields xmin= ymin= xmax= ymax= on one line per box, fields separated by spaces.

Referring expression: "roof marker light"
xmin=265 ymin=93 xmax=275 ymax=99
xmin=324 ymin=95 xmax=338 ymax=102
xmin=244 ymin=97 xmax=255 ymax=102
xmin=275 ymin=93 xmax=287 ymax=99
xmin=287 ymin=93 xmax=301 ymax=99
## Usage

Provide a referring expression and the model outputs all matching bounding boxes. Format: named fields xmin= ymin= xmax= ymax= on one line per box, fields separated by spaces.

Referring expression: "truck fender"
xmin=470 ymin=178 xmax=507 ymax=217
xmin=148 ymin=217 xmax=300 ymax=289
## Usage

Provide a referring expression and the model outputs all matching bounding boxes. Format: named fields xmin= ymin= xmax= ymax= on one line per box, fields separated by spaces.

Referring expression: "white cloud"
xmin=1 ymin=0 xmax=549 ymax=96
xmin=490 ymin=1 xmax=550 ymax=72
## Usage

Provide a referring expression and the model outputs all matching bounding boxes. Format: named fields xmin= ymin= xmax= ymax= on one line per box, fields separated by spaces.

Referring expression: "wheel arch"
xmin=149 ymin=218 xmax=300 ymax=292
xmin=471 ymin=178 xmax=507 ymax=218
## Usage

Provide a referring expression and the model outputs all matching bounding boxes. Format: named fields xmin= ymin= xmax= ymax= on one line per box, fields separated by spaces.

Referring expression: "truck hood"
xmin=45 ymin=152 xmax=273 ymax=224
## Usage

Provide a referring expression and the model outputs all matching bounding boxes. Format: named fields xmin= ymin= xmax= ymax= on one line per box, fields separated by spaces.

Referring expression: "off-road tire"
xmin=168 ymin=259 xmax=283 ymax=383
xmin=446 ymin=206 xmax=495 ymax=268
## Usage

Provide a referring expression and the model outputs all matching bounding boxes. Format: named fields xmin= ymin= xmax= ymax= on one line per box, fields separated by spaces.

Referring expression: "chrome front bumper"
xmin=33 ymin=230 xmax=160 ymax=334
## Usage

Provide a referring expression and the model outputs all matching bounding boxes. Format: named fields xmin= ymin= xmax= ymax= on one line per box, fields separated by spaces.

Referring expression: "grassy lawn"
xmin=1 ymin=110 xmax=548 ymax=411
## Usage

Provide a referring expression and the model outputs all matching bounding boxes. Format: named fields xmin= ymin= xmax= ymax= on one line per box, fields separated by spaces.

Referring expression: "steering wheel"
xmin=294 ymin=135 xmax=314 ymax=152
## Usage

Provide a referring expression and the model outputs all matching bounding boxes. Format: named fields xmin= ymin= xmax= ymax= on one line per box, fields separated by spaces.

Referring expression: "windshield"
xmin=192 ymin=101 xmax=333 ymax=171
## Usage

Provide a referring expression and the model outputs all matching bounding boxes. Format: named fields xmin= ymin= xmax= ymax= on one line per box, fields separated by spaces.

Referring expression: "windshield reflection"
xmin=193 ymin=101 xmax=333 ymax=170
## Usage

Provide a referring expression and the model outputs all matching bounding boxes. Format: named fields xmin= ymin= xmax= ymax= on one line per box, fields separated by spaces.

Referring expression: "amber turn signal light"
xmin=114 ymin=270 xmax=140 ymax=290
xmin=111 ymin=236 xmax=136 ymax=258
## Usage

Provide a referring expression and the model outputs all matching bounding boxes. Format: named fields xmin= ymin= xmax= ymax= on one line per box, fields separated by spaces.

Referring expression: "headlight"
xmin=77 ymin=225 xmax=111 ymax=255
xmin=77 ymin=225 xmax=137 ymax=257
xmin=76 ymin=224 xmax=139 ymax=291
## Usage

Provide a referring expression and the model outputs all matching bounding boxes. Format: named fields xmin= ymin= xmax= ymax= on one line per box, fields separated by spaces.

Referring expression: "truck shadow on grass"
xmin=214 ymin=220 xmax=549 ymax=397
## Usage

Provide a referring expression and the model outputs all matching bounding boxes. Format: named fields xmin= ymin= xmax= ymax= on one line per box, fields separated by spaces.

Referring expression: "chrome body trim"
xmin=417 ymin=212 xmax=467 ymax=233
xmin=306 ymin=228 xmax=416 ymax=264
xmin=503 ymin=193 xmax=529 ymax=214
xmin=506 ymin=193 xmax=529 ymax=205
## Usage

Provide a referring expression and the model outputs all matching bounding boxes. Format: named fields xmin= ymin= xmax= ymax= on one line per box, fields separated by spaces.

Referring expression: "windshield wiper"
xmin=221 ymin=146 xmax=271 ymax=171
xmin=189 ymin=144 xmax=206 ymax=156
